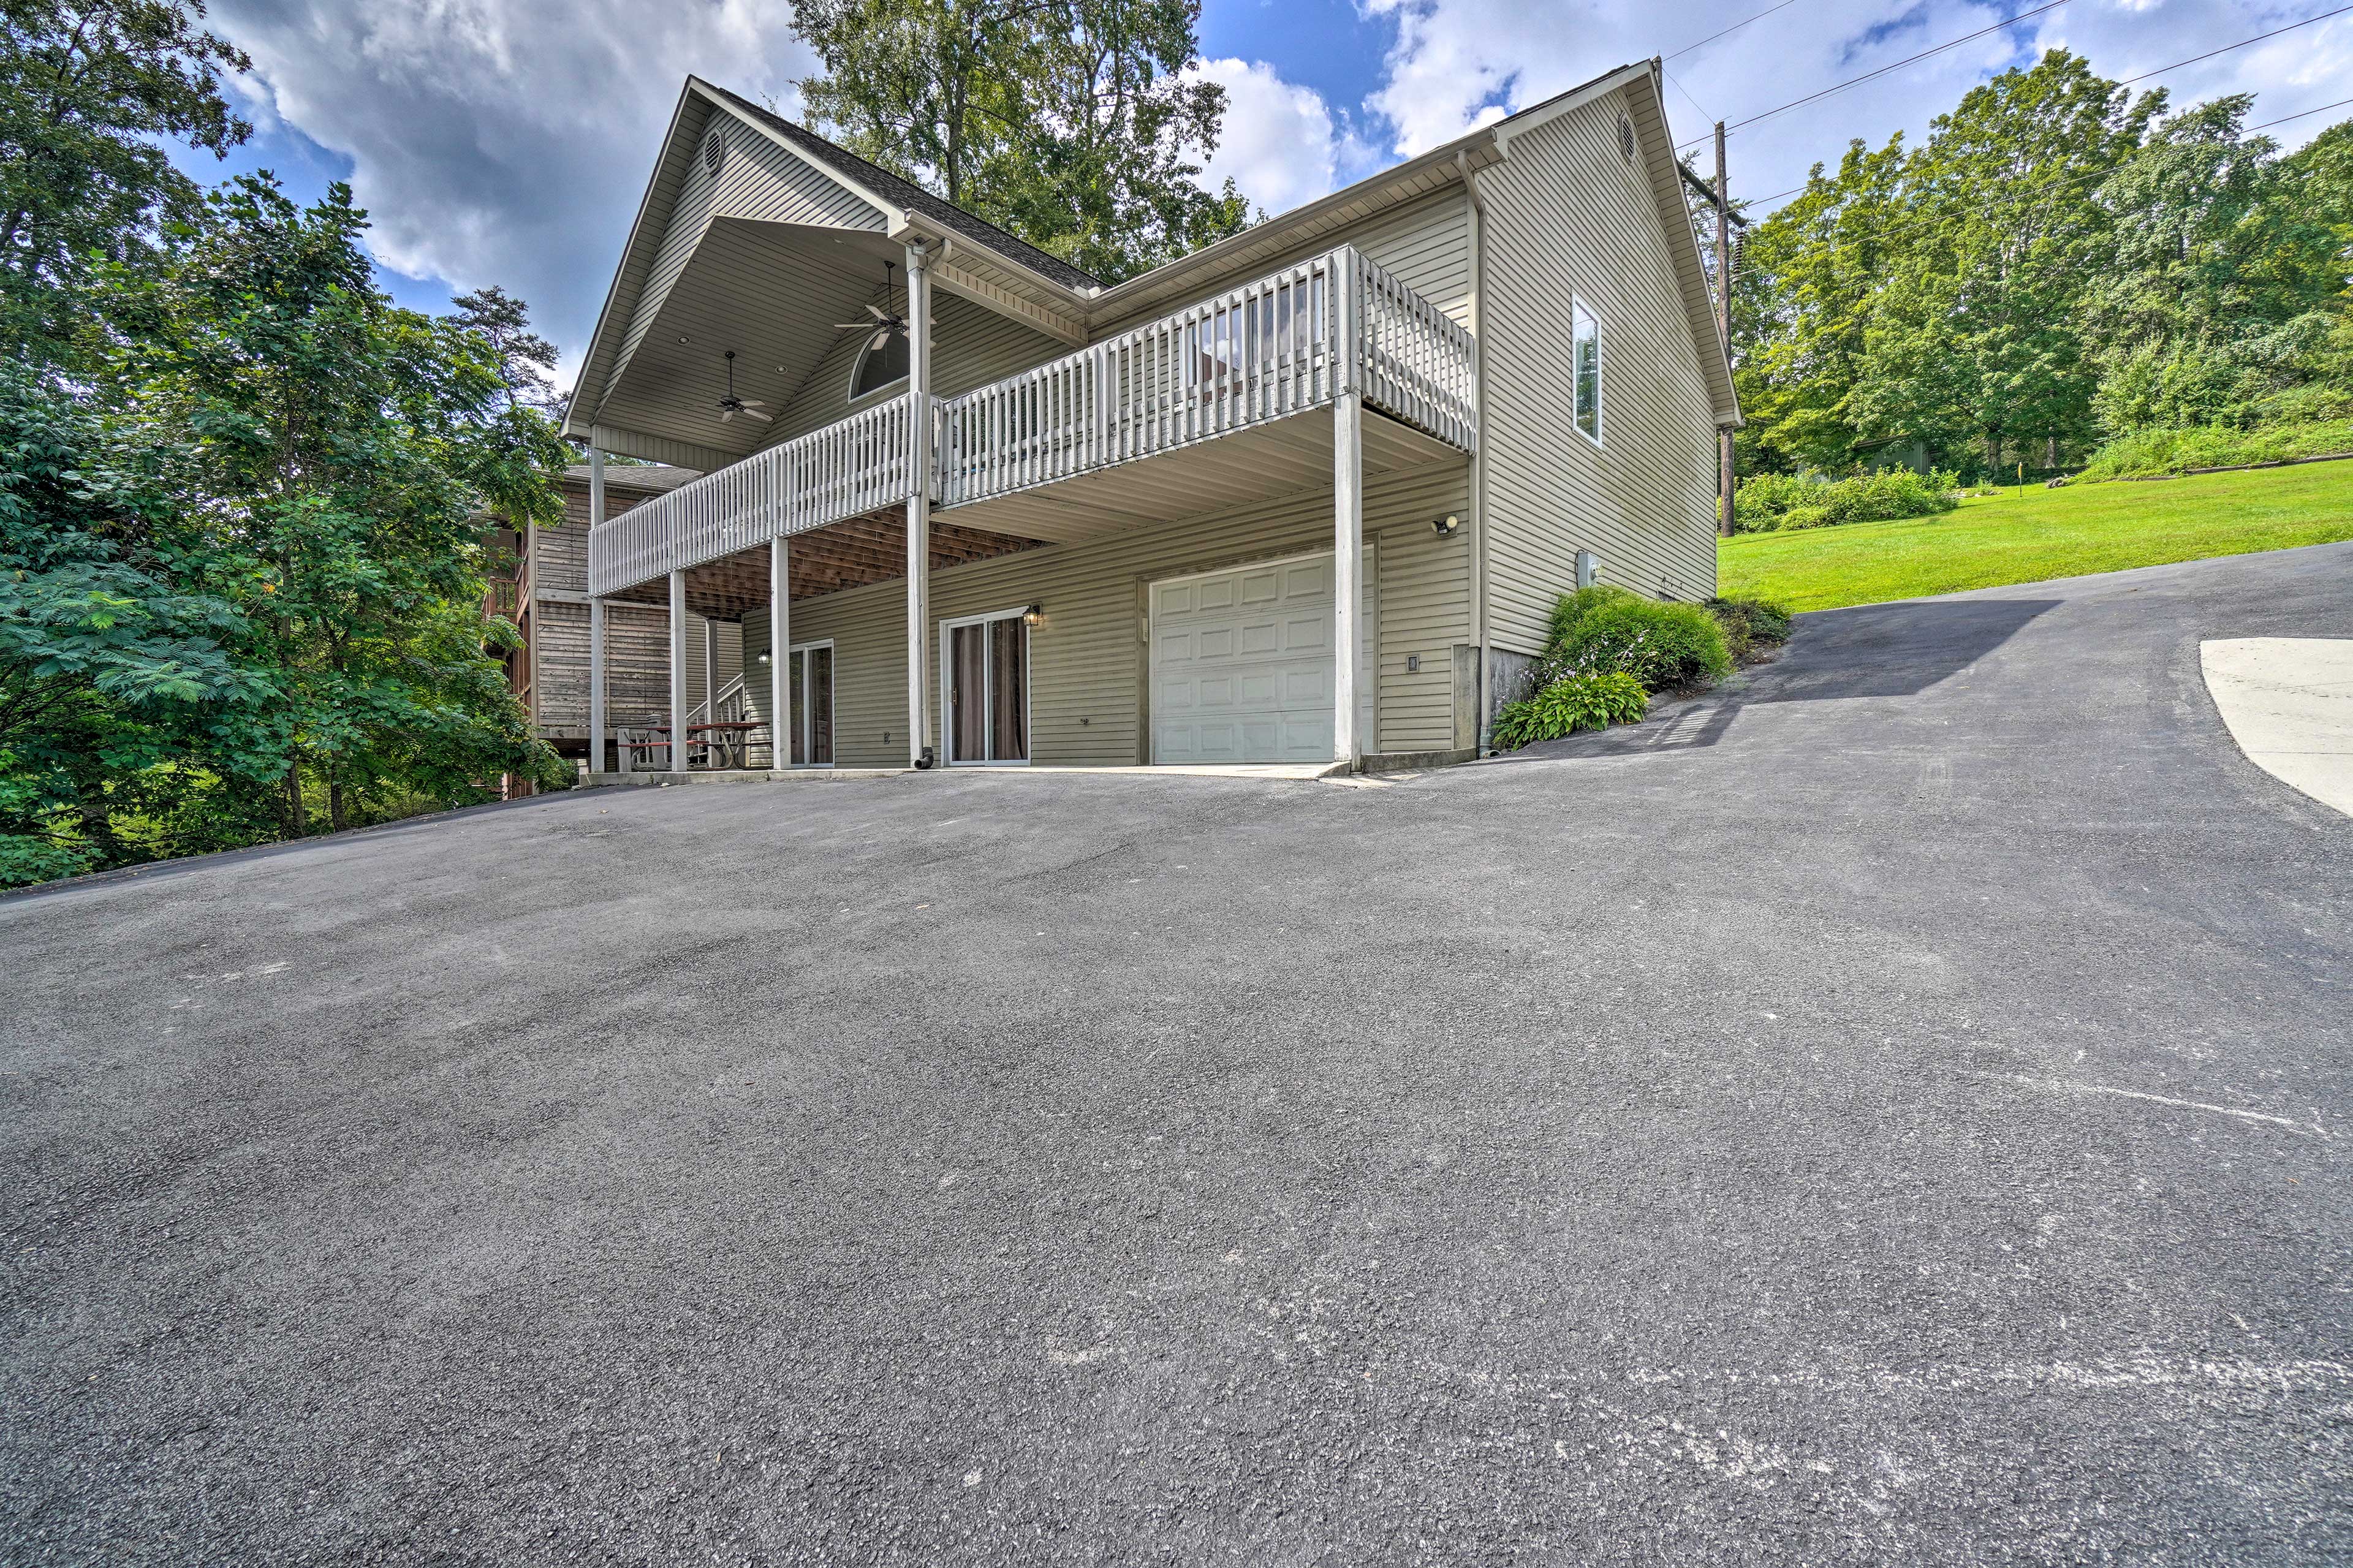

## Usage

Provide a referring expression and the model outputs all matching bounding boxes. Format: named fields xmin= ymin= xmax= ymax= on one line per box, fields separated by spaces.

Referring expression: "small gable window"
xmin=851 ymin=331 xmax=909 ymax=401
xmin=1572 ymin=298 xmax=1601 ymax=444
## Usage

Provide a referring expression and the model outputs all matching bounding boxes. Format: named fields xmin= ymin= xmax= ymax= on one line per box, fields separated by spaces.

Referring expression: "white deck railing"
xmin=588 ymin=245 xmax=1475 ymax=596
xmin=936 ymin=244 xmax=1476 ymax=510
xmin=587 ymin=395 xmax=917 ymax=597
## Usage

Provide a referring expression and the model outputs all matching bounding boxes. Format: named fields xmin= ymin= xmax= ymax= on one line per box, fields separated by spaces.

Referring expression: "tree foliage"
xmin=0 ymin=0 xmax=573 ymax=888
xmin=1732 ymin=51 xmax=2353 ymax=478
xmin=0 ymin=0 xmax=249 ymax=354
xmin=792 ymin=0 xmax=1249 ymax=282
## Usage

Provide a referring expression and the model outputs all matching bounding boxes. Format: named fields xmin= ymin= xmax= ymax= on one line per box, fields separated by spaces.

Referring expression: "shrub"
xmin=1491 ymin=670 xmax=1649 ymax=748
xmin=1706 ymin=595 xmax=1792 ymax=661
xmin=1732 ymin=468 xmax=1960 ymax=532
xmin=1545 ymin=583 xmax=1640 ymax=648
xmin=2075 ymin=417 xmax=2353 ymax=480
xmin=1542 ymin=592 xmax=1733 ymax=693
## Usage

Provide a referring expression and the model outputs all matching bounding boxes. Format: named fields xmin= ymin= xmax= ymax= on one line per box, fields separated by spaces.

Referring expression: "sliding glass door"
xmin=782 ymin=640 xmax=833 ymax=766
xmin=943 ymin=610 xmax=1029 ymax=765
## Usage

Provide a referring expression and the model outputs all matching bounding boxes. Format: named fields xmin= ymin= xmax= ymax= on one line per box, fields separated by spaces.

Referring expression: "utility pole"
xmin=1679 ymin=129 xmax=1747 ymax=537
xmin=1715 ymin=121 xmax=1735 ymax=539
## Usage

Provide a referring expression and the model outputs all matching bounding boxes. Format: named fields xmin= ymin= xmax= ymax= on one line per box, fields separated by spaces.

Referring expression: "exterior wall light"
xmin=1021 ymin=604 xmax=1045 ymax=627
xmin=1432 ymin=513 xmax=1461 ymax=537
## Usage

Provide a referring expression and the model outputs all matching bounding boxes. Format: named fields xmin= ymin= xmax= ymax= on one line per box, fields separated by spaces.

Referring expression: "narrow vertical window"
xmin=1572 ymin=299 xmax=1601 ymax=444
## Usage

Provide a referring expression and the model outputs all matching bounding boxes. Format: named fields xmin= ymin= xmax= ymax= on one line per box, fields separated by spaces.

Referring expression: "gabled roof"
xmin=704 ymin=86 xmax=1101 ymax=295
xmin=568 ymin=59 xmax=1737 ymax=445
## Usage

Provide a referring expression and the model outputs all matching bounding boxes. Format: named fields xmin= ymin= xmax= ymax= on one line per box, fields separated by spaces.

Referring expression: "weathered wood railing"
xmin=936 ymin=244 xmax=1476 ymax=510
xmin=588 ymin=245 xmax=1474 ymax=595
xmin=587 ymin=395 xmax=917 ymax=596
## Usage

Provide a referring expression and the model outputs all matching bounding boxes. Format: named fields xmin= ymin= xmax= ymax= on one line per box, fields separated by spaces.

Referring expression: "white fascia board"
xmin=566 ymin=80 xmax=707 ymax=441
xmin=693 ymin=78 xmax=907 ymax=233
xmin=922 ymin=237 xmax=1089 ymax=345
xmin=1488 ymin=61 xmax=1653 ymax=157
xmin=1620 ymin=67 xmax=1743 ymax=426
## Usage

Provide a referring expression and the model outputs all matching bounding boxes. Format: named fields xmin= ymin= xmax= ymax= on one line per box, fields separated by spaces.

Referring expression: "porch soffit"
xmin=604 ymin=512 xmax=1048 ymax=619
xmin=569 ymin=83 xmax=893 ymax=445
xmin=936 ymin=404 xmax=1463 ymax=546
xmin=595 ymin=219 xmax=911 ymax=461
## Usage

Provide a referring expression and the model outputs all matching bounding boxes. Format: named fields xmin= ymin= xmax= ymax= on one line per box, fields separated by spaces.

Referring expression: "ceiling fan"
xmin=836 ymin=259 xmax=906 ymax=354
xmin=717 ymin=350 xmax=770 ymax=424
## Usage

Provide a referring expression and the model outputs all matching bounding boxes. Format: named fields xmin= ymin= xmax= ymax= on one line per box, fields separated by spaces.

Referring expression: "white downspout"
xmin=1457 ymin=150 xmax=1491 ymax=754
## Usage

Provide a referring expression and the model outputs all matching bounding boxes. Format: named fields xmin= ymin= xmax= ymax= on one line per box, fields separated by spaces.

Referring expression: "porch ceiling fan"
xmin=835 ymin=259 xmax=906 ymax=354
xmin=717 ymin=349 xmax=770 ymax=424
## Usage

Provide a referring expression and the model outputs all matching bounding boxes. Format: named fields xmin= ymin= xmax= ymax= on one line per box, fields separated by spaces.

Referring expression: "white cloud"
xmin=1355 ymin=0 xmax=2353 ymax=208
xmin=208 ymin=0 xmax=818 ymax=380
xmin=184 ymin=0 xmax=2353 ymax=388
xmin=1188 ymin=58 xmax=1365 ymax=218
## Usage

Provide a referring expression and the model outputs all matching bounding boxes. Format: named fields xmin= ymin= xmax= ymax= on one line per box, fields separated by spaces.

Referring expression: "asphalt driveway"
xmin=4 ymin=543 xmax=2349 ymax=1566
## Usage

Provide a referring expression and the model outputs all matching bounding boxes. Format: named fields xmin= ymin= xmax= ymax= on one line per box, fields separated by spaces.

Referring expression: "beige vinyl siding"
xmin=765 ymin=289 xmax=1069 ymax=445
xmin=609 ymin=108 xmax=884 ymax=401
xmin=753 ymin=189 xmax=1464 ymax=449
xmin=1091 ymin=188 xmax=1473 ymax=338
xmin=1479 ymin=89 xmax=1718 ymax=650
xmin=744 ymin=448 xmax=1469 ymax=764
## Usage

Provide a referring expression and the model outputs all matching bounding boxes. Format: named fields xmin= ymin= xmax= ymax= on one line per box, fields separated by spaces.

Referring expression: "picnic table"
xmin=686 ymin=720 xmax=765 ymax=770
xmin=618 ymin=720 xmax=772 ymax=773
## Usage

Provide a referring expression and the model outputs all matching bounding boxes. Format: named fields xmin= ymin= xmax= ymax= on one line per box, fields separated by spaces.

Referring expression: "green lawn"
xmin=1718 ymin=460 xmax=2353 ymax=612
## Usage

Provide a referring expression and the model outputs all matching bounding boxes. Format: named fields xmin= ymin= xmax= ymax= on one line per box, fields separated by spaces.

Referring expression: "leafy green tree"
xmin=1855 ymin=52 xmax=2155 ymax=469
xmin=1731 ymin=132 xmax=1909 ymax=473
xmin=98 ymin=176 xmax=569 ymax=838
xmin=987 ymin=0 xmax=1249 ymax=280
xmin=0 ymin=0 xmax=249 ymax=355
xmin=0 ymin=359 xmax=260 ymax=882
xmin=794 ymin=0 xmax=1044 ymax=211
xmin=2085 ymin=99 xmax=2349 ymax=431
xmin=793 ymin=0 xmax=1248 ymax=281
xmin=451 ymin=282 xmax=562 ymax=414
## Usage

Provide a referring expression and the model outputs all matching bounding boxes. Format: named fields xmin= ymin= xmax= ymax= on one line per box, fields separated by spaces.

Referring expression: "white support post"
xmin=769 ymin=536 xmax=790 ymax=770
xmin=587 ymin=448 xmax=608 ymax=776
xmin=1333 ymin=389 xmax=1363 ymax=770
xmin=668 ymin=569 xmax=689 ymax=775
xmin=588 ymin=597 xmax=608 ymax=776
xmin=904 ymin=242 xmax=934 ymax=770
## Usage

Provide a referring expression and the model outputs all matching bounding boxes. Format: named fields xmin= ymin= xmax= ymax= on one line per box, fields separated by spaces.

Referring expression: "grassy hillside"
xmin=1719 ymin=460 xmax=2353 ymax=612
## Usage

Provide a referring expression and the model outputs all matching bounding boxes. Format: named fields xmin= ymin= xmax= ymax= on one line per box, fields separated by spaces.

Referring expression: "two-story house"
xmin=561 ymin=57 xmax=1736 ymax=775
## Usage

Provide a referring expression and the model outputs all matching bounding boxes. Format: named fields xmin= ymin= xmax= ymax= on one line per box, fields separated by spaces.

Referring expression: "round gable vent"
xmin=703 ymin=129 xmax=727 ymax=176
xmin=1618 ymin=113 xmax=1636 ymax=161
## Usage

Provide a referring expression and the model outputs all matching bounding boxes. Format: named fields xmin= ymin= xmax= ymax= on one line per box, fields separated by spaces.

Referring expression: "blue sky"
xmin=172 ymin=0 xmax=2353 ymax=382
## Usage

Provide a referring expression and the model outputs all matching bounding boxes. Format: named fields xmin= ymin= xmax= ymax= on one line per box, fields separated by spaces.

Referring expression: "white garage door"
xmin=1151 ymin=553 xmax=1341 ymax=763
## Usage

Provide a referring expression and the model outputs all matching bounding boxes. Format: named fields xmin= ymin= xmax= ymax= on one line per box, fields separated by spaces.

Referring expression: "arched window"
xmin=850 ymin=331 xmax=909 ymax=400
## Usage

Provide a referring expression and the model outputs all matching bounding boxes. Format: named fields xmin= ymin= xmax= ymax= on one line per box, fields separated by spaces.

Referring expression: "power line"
xmin=1665 ymin=70 xmax=1716 ymax=125
xmin=2118 ymin=4 xmax=2353 ymax=85
xmin=1730 ymin=14 xmax=2353 ymax=213
xmin=1665 ymin=0 xmax=1804 ymax=62
xmin=1730 ymin=94 xmax=2351 ymax=259
xmin=2248 ymin=94 xmax=2353 ymax=132
xmin=1677 ymin=0 xmax=2076 ymax=151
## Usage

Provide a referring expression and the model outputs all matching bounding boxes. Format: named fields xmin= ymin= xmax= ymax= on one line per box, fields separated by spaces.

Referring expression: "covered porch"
xmin=564 ymin=80 xmax=1475 ymax=773
xmin=580 ymin=242 xmax=1477 ymax=775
